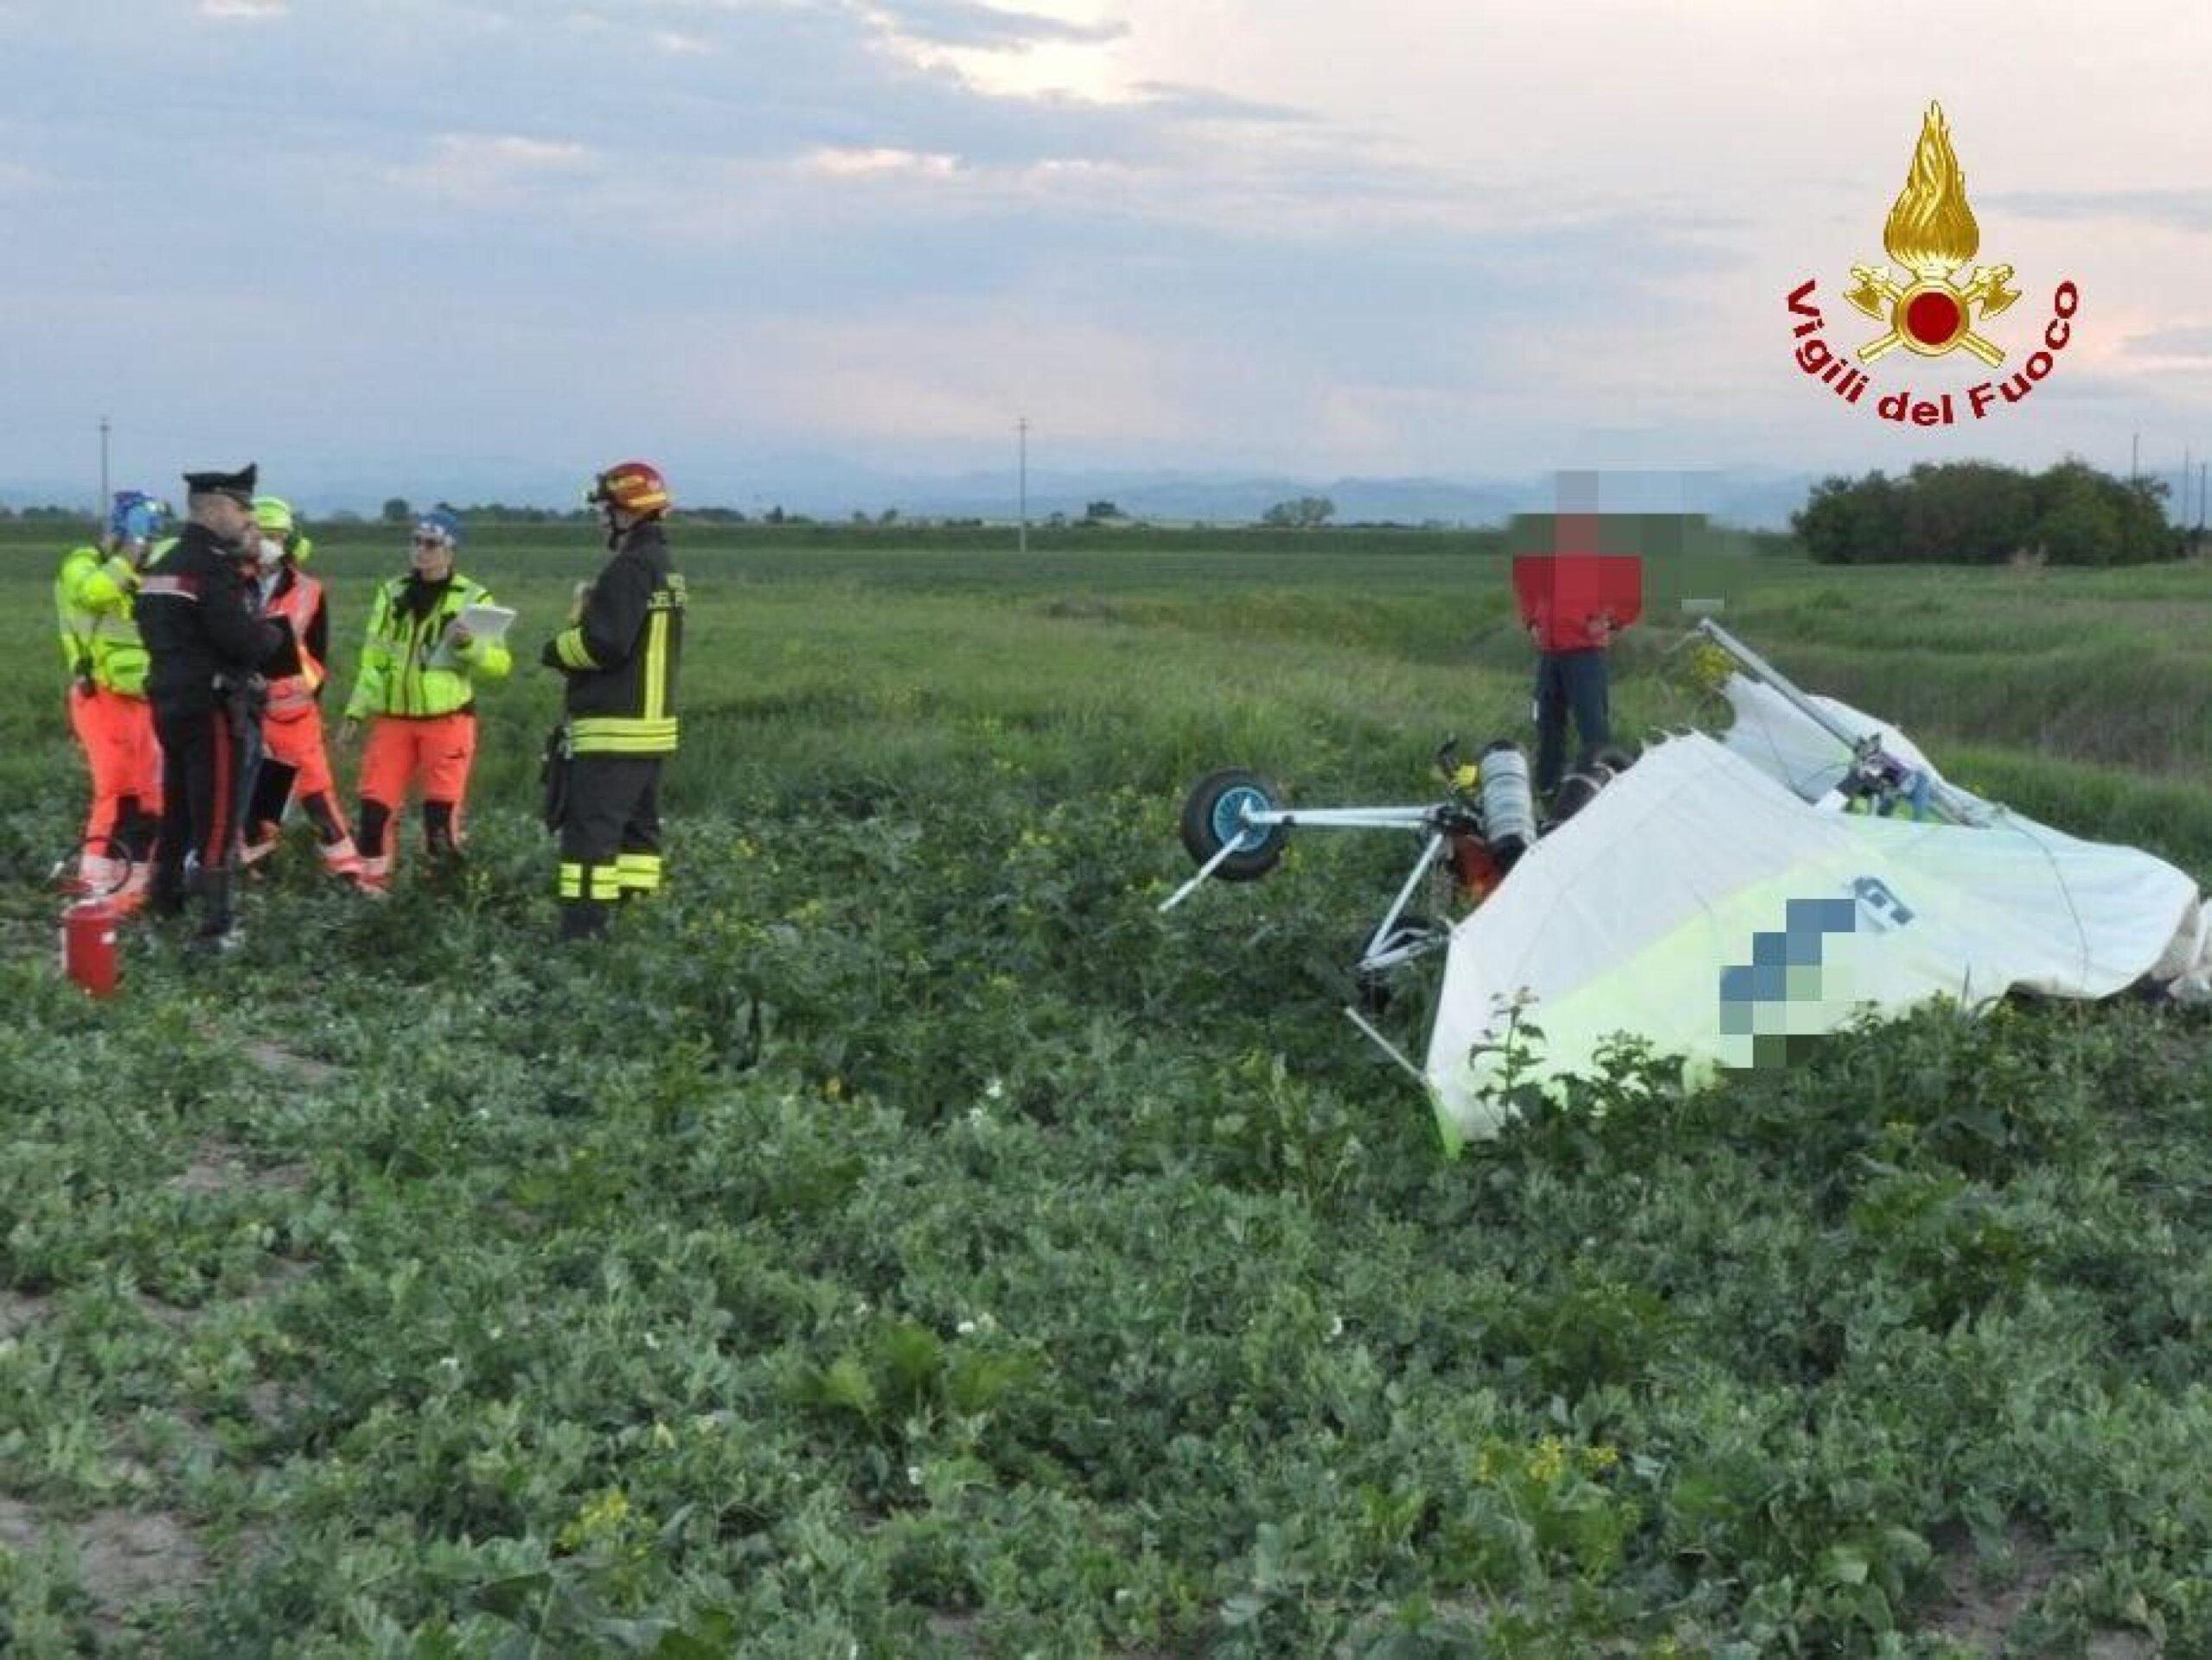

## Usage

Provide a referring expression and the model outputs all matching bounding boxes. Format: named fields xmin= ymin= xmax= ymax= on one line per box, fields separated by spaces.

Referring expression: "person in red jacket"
xmin=240 ymin=497 xmax=362 ymax=881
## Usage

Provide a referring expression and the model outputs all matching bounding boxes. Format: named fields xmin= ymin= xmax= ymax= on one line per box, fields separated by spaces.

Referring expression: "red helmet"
xmin=588 ymin=460 xmax=671 ymax=517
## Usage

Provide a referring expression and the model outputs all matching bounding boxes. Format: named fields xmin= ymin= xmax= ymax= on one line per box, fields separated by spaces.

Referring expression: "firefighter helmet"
xmin=588 ymin=460 xmax=671 ymax=518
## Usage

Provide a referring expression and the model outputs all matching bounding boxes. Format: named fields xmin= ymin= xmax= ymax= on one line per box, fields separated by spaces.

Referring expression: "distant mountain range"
xmin=0 ymin=464 xmax=1828 ymax=531
xmin=837 ymin=469 xmax=1826 ymax=531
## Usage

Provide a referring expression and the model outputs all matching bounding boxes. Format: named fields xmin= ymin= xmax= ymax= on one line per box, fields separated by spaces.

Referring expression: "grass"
xmin=1 ymin=520 xmax=2210 ymax=1653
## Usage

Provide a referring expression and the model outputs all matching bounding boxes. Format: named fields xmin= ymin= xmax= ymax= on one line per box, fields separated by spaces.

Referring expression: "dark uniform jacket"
xmin=542 ymin=520 xmax=684 ymax=755
xmin=137 ymin=524 xmax=296 ymax=717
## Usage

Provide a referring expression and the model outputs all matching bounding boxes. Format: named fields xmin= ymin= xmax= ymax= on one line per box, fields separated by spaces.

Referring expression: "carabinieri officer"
xmin=136 ymin=463 xmax=297 ymax=948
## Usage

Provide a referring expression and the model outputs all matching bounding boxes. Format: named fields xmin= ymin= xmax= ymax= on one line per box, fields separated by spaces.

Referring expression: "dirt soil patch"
xmin=0 ymin=1289 xmax=51 ymax=1338
xmin=242 ymin=1040 xmax=342 ymax=1087
xmin=169 ymin=1140 xmax=310 ymax=1197
xmin=0 ymin=1496 xmax=208 ymax=1632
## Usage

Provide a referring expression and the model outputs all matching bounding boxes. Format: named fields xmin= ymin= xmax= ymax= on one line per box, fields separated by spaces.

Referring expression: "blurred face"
xmin=195 ymin=494 xmax=253 ymax=544
xmin=410 ymin=532 xmax=454 ymax=580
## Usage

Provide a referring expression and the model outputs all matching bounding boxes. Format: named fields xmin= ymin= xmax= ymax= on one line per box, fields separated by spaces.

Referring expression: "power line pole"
xmin=98 ymin=415 xmax=110 ymax=520
xmin=1017 ymin=415 xmax=1028 ymax=558
xmin=2128 ymin=431 xmax=2140 ymax=559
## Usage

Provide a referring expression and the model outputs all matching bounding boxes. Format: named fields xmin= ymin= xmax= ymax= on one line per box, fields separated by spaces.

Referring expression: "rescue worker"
xmin=54 ymin=491 xmax=169 ymax=906
xmin=240 ymin=497 xmax=362 ymax=881
xmin=542 ymin=460 xmax=684 ymax=941
xmin=136 ymin=463 xmax=298 ymax=946
xmin=339 ymin=507 xmax=512 ymax=890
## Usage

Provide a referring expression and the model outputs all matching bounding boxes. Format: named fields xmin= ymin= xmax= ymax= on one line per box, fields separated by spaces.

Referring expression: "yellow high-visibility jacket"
xmin=54 ymin=545 xmax=150 ymax=697
xmin=343 ymin=571 xmax=512 ymax=719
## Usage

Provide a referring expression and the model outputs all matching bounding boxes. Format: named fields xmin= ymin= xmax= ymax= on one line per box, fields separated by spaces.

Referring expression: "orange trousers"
xmin=263 ymin=704 xmax=337 ymax=800
xmin=357 ymin=712 xmax=477 ymax=863
xmin=68 ymin=685 xmax=163 ymax=852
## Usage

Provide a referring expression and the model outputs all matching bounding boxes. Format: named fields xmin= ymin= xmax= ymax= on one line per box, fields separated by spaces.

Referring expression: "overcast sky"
xmin=3 ymin=0 xmax=2209 ymax=505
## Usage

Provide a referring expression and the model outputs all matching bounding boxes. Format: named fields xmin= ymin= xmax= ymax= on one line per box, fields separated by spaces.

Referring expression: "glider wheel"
xmin=1180 ymin=769 xmax=1289 ymax=883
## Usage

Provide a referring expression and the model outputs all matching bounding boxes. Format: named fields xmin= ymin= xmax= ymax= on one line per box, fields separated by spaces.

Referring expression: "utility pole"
xmin=98 ymin=415 xmax=110 ymax=520
xmin=1017 ymin=415 xmax=1028 ymax=558
xmin=2128 ymin=431 xmax=2140 ymax=560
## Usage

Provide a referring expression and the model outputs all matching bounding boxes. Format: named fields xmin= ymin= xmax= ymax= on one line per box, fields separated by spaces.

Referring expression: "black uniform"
xmin=542 ymin=518 xmax=684 ymax=940
xmin=137 ymin=521 xmax=295 ymax=936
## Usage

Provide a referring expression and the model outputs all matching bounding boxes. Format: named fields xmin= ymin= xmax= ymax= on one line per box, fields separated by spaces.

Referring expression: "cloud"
xmin=701 ymin=309 xmax=1196 ymax=450
xmin=1128 ymin=82 xmax=1310 ymax=124
xmin=386 ymin=133 xmax=596 ymax=203
xmin=2119 ymin=324 xmax=2212 ymax=362
xmin=802 ymin=145 xmax=962 ymax=179
xmin=858 ymin=0 xmax=1141 ymax=103
xmin=1987 ymin=190 xmax=2212 ymax=235
xmin=8 ymin=0 xmax=2211 ymax=495
xmin=863 ymin=2 xmax=1129 ymax=50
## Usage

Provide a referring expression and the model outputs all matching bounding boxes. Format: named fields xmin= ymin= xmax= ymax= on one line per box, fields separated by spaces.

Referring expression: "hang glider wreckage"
xmin=1163 ymin=622 xmax=2212 ymax=1144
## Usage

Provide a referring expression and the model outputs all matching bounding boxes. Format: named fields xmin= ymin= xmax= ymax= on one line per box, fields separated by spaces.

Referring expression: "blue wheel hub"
xmin=1211 ymin=785 xmax=1272 ymax=852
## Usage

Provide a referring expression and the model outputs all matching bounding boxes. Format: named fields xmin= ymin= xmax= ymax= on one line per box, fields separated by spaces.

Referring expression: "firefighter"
xmin=240 ymin=497 xmax=362 ymax=881
xmin=338 ymin=507 xmax=512 ymax=891
xmin=54 ymin=491 xmax=169 ymax=907
xmin=542 ymin=460 xmax=685 ymax=942
xmin=136 ymin=463 xmax=298 ymax=946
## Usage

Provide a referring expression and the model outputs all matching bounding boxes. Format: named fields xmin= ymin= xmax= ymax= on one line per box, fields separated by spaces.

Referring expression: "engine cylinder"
xmin=1480 ymin=742 xmax=1537 ymax=869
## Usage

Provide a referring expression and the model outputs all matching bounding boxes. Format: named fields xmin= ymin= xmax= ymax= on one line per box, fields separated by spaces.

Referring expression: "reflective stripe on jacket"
xmin=54 ymin=546 xmax=150 ymax=697
xmin=543 ymin=521 xmax=684 ymax=756
xmin=343 ymin=571 xmax=513 ymax=720
xmin=263 ymin=570 xmax=329 ymax=716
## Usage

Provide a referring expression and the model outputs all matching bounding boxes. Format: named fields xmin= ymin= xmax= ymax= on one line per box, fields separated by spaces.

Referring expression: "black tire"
xmin=1179 ymin=769 xmax=1289 ymax=883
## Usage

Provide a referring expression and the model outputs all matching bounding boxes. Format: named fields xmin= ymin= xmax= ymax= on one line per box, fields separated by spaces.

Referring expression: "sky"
xmin=3 ymin=0 xmax=2209 ymax=508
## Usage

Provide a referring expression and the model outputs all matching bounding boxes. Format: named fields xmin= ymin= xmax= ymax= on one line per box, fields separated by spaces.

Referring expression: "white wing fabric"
xmin=1423 ymin=683 xmax=2212 ymax=1144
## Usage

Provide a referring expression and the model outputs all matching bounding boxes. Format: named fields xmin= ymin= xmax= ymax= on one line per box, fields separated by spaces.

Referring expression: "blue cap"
xmin=108 ymin=490 xmax=169 ymax=546
xmin=413 ymin=506 xmax=463 ymax=547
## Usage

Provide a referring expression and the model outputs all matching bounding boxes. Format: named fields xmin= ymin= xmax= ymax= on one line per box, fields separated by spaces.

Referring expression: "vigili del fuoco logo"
xmin=1786 ymin=103 xmax=2080 ymax=427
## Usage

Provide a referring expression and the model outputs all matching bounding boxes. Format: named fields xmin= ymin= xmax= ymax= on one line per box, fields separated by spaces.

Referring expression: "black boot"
xmin=559 ymin=898 xmax=610 ymax=942
xmin=149 ymin=853 xmax=188 ymax=919
xmin=195 ymin=868 xmax=240 ymax=949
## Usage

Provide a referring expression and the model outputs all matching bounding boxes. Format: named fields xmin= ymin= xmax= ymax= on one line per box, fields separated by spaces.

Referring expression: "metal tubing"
xmin=1156 ymin=833 xmax=1251 ymax=914
xmin=1343 ymin=1006 xmax=1429 ymax=1086
xmin=1697 ymin=618 xmax=1869 ymax=757
xmin=1697 ymin=617 xmax=1979 ymax=826
xmin=1250 ymin=806 xmax=1435 ymax=831
xmin=1359 ymin=833 xmax=1448 ymax=966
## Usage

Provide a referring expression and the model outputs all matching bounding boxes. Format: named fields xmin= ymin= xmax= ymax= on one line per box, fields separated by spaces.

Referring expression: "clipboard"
xmin=428 ymin=603 xmax=515 ymax=670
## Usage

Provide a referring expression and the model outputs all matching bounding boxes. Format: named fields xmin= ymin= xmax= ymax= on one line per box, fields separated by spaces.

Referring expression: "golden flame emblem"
xmin=1845 ymin=104 xmax=2021 ymax=366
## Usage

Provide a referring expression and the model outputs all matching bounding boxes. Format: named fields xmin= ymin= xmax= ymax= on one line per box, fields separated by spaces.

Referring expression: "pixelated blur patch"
xmin=1718 ymin=896 xmax=1863 ymax=1054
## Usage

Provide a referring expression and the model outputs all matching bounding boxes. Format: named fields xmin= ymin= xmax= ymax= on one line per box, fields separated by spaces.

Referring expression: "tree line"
xmin=1792 ymin=460 xmax=2189 ymax=565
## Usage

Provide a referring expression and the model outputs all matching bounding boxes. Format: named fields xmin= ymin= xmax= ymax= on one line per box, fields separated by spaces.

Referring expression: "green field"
xmin=3 ymin=521 xmax=2212 ymax=1653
